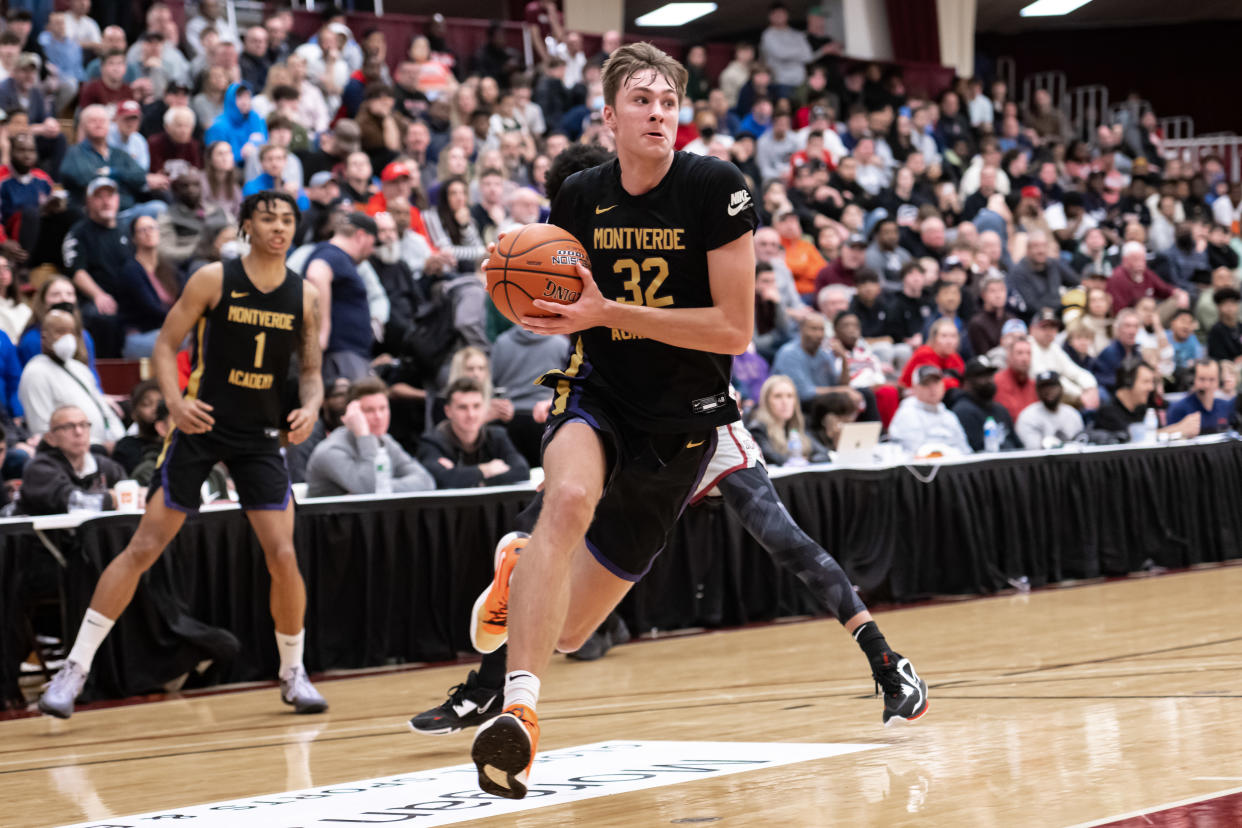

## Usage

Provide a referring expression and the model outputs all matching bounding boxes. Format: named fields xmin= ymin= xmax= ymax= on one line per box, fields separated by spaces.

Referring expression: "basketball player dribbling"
xmin=38 ymin=192 xmax=329 ymax=719
xmin=464 ymin=42 xmax=765 ymax=799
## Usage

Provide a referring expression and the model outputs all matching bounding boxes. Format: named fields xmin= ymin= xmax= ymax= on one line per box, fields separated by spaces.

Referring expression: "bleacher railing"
xmin=1163 ymin=135 xmax=1242 ymax=183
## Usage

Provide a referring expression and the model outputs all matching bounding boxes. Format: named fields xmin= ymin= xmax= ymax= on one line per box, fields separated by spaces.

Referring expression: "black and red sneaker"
xmin=408 ymin=670 xmax=502 ymax=735
xmin=872 ymin=652 xmax=929 ymax=727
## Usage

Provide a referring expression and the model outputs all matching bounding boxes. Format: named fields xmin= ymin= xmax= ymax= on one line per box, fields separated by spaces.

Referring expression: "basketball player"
xmin=411 ymin=146 xmax=926 ymax=740
xmin=461 ymin=42 xmax=768 ymax=799
xmin=38 ymin=191 xmax=329 ymax=719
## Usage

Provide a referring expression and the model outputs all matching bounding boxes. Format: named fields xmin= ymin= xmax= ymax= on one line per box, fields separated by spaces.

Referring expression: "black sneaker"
xmin=408 ymin=671 xmax=502 ymax=735
xmin=872 ymin=652 xmax=928 ymax=727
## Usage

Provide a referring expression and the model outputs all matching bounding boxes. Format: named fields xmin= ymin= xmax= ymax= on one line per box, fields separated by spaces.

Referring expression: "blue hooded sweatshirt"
xmin=204 ymin=82 xmax=268 ymax=164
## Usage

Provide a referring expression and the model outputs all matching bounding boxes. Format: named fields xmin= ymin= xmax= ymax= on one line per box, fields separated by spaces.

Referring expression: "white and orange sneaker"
xmin=469 ymin=532 xmax=529 ymax=654
xmin=471 ymin=703 xmax=540 ymax=799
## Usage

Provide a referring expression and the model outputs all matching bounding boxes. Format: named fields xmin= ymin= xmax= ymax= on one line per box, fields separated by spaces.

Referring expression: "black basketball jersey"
xmin=186 ymin=257 xmax=303 ymax=436
xmin=548 ymin=151 xmax=758 ymax=433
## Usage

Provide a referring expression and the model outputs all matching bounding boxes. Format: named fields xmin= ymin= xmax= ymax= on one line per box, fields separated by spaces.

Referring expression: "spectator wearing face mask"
xmin=1015 ymin=370 xmax=1085 ymax=449
xmin=950 ymin=356 xmax=1021 ymax=451
xmin=17 ymin=309 xmax=124 ymax=447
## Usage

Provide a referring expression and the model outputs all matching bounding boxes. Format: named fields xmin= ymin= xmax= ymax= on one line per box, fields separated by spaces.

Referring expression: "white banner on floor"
xmin=59 ymin=740 xmax=880 ymax=827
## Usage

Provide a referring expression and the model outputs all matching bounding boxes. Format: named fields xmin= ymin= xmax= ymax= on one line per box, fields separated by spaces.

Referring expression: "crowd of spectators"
xmin=2 ymin=0 xmax=1241 ymax=514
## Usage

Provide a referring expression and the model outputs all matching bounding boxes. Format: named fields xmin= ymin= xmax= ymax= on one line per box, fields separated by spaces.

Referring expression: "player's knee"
xmin=556 ymin=626 xmax=592 ymax=653
xmin=121 ymin=537 xmax=165 ymax=571
xmin=264 ymin=543 xmax=299 ymax=576
xmin=544 ymin=482 xmax=599 ymax=532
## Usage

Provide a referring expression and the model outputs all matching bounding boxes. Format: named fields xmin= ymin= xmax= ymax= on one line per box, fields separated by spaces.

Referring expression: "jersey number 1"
xmin=614 ymin=257 xmax=673 ymax=307
xmin=253 ymin=332 xmax=266 ymax=368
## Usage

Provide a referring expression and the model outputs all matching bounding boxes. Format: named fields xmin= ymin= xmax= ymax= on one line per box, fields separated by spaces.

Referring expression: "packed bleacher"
xmin=1 ymin=0 xmax=1241 ymax=517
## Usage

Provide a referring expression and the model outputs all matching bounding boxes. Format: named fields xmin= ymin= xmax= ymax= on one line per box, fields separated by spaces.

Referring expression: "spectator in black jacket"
xmin=110 ymin=378 xmax=161 ymax=474
xmin=951 ymin=356 xmax=1021 ymax=452
xmin=19 ymin=404 xmax=125 ymax=514
xmin=417 ymin=377 xmax=529 ymax=489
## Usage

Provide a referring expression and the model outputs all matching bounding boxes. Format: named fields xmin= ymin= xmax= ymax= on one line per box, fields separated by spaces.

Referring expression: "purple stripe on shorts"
xmin=159 ymin=431 xmax=197 ymax=514
xmin=584 ymin=535 xmax=645 ymax=582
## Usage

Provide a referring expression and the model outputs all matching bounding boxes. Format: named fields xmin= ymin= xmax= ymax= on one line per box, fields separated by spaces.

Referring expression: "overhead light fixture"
xmin=635 ymin=2 xmax=717 ymax=27
xmin=1019 ymin=0 xmax=1095 ymax=16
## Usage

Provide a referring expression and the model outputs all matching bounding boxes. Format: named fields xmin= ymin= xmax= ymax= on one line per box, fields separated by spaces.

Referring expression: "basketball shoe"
xmin=471 ymin=703 xmax=540 ymax=799
xmin=872 ymin=652 xmax=928 ymax=726
xmin=38 ymin=660 xmax=88 ymax=719
xmin=280 ymin=665 xmax=328 ymax=714
xmin=408 ymin=670 xmax=502 ymax=735
xmin=470 ymin=532 xmax=529 ymax=654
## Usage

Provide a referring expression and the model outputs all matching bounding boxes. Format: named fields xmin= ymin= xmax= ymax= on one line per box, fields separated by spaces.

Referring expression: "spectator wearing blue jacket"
xmin=1167 ymin=359 xmax=1233 ymax=434
xmin=1090 ymin=308 xmax=1141 ymax=394
xmin=242 ymin=145 xmax=309 ymax=210
xmin=204 ymin=81 xmax=267 ymax=165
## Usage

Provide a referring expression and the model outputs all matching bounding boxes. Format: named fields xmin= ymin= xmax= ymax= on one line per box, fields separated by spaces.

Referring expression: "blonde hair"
xmin=752 ymin=375 xmax=809 ymax=459
xmin=446 ymin=345 xmax=492 ymax=400
xmin=601 ymin=42 xmax=688 ymax=108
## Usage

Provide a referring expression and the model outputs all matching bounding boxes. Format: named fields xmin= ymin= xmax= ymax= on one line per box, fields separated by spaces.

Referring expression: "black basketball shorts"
xmin=150 ymin=427 xmax=291 ymax=513
xmin=540 ymin=379 xmax=718 ymax=581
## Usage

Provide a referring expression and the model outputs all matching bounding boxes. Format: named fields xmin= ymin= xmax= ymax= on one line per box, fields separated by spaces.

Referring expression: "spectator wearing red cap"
xmin=364 ymin=160 xmax=435 ymax=250
xmin=106 ymin=99 xmax=149 ymax=172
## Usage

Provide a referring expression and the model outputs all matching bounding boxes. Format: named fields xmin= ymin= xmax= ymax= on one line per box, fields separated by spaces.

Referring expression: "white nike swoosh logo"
xmin=727 ymin=202 xmax=750 ymax=216
xmin=452 ymin=694 xmax=496 ymax=718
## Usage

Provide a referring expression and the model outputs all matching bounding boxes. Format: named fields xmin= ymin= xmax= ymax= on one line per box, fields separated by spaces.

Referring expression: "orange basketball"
xmin=485 ymin=223 xmax=590 ymax=325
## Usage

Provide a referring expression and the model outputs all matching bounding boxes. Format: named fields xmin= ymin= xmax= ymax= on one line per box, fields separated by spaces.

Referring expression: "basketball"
xmin=486 ymin=223 xmax=590 ymax=325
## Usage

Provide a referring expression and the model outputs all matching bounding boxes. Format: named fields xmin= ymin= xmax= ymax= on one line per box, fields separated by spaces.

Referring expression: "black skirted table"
xmin=4 ymin=436 xmax=1242 ymax=709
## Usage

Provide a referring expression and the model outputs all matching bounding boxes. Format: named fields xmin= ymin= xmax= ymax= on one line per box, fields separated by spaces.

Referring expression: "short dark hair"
xmin=899 ymin=261 xmax=924 ymax=280
xmin=854 ymin=267 xmax=880 ymax=285
xmin=1193 ymin=357 xmax=1220 ymax=376
xmin=445 ymin=376 xmax=484 ymax=404
xmin=934 ymin=279 xmax=960 ymax=294
xmin=272 ymin=84 xmax=300 ymax=103
xmin=1115 ymin=357 xmax=1155 ymax=391
xmin=238 ymin=190 xmax=301 ymax=236
xmin=102 ymin=48 xmax=126 ymax=63
xmin=1214 ymin=287 xmax=1241 ymax=305
xmin=1170 ymin=308 xmax=1195 ymax=323
xmin=348 ymin=376 xmax=388 ymax=402
xmin=547 ymin=142 xmax=614 ymax=202
xmin=130 ymin=377 xmax=160 ymax=408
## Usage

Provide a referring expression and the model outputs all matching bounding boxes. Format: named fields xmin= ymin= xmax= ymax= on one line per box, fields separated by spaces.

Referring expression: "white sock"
xmin=67 ymin=609 xmax=114 ymax=672
xmin=504 ymin=670 xmax=541 ymax=711
xmin=276 ymin=629 xmax=305 ymax=680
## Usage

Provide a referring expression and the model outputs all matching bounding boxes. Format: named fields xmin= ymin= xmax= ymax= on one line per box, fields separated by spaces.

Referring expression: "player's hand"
xmin=532 ymin=398 xmax=552 ymax=423
xmin=523 ymin=262 xmax=608 ymax=335
xmin=480 ymin=232 xmax=507 ymax=275
xmin=171 ymin=397 xmax=214 ymax=434
xmin=286 ymin=406 xmax=316 ymax=444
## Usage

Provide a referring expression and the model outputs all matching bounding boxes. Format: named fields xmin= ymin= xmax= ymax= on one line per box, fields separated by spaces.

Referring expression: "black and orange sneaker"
xmin=470 ymin=532 xmax=529 ymax=654
xmin=873 ymin=652 xmax=928 ymax=727
xmin=408 ymin=670 xmax=502 ymax=735
xmin=471 ymin=703 xmax=540 ymax=799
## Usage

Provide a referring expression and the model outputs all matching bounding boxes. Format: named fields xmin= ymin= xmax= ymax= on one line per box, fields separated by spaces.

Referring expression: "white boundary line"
xmin=1063 ymin=784 xmax=1242 ymax=828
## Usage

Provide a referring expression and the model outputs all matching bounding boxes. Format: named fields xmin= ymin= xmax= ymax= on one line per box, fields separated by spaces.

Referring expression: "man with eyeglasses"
xmin=19 ymin=404 xmax=124 ymax=515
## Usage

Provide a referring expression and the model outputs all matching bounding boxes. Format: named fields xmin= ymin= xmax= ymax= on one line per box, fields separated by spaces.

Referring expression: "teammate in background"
xmin=464 ymin=42 xmax=749 ymax=800
xmin=38 ymin=191 xmax=329 ymax=719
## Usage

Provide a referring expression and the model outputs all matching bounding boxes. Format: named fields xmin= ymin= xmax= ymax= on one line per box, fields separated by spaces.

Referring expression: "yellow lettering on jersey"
xmin=610 ymin=328 xmax=646 ymax=341
xmin=593 ymin=227 xmax=685 ymax=251
xmin=227 ymin=368 xmax=275 ymax=390
xmin=226 ymin=304 xmax=296 ymax=330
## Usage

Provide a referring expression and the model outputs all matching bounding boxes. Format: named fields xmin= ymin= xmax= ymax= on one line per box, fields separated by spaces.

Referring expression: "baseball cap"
xmin=344 ymin=211 xmax=378 ymax=237
xmin=381 ymin=161 xmax=411 ymax=182
xmin=1034 ymin=307 xmax=1062 ymax=328
xmin=1035 ymin=370 xmax=1061 ymax=386
xmin=1020 ymin=185 xmax=1042 ymax=200
xmin=17 ymin=52 xmax=40 ymax=70
xmin=333 ymin=119 xmax=361 ymax=151
xmin=329 ymin=22 xmax=353 ymax=40
xmin=116 ymin=100 xmax=141 ymax=119
xmin=844 ymin=232 xmax=867 ymax=248
xmin=980 ymin=272 xmax=1006 ymax=290
xmin=166 ymin=81 xmax=192 ymax=95
xmin=87 ymin=176 xmax=118 ymax=196
xmin=963 ymin=355 xmax=999 ymax=380
xmin=913 ymin=364 xmax=944 ymax=385
xmin=1001 ymin=318 xmax=1028 ymax=337
xmin=308 ymin=170 xmax=335 ymax=188
xmin=942 ymin=255 xmax=966 ymax=272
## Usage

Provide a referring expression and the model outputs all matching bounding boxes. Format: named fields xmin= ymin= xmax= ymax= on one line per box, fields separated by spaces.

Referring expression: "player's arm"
xmin=305 ymin=258 xmax=333 ymax=351
xmin=287 ymin=281 xmax=324 ymax=445
xmin=526 ymin=232 xmax=756 ymax=355
xmin=153 ymin=263 xmax=224 ymax=434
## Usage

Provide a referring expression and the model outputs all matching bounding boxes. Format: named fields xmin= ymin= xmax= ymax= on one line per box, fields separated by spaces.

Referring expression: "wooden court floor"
xmin=3 ymin=564 xmax=1242 ymax=827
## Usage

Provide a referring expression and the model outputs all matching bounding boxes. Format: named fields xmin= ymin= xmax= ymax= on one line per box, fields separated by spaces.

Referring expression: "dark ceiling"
xmin=619 ymin=0 xmax=1242 ymax=43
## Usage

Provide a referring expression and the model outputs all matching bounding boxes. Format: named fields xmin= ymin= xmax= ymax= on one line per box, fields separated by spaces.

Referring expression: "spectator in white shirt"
xmin=759 ymin=3 xmax=815 ymax=99
xmin=66 ymin=0 xmax=102 ymax=55
xmin=1027 ymin=308 xmax=1099 ymax=409
xmin=1015 ymin=371 xmax=1085 ymax=449
xmin=888 ymin=364 xmax=972 ymax=456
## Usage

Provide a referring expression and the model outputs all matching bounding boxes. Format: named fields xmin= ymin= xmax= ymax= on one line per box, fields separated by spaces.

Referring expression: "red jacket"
xmin=1106 ymin=267 xmax=1173 ymax=311
xmin=994 ymin=368 xmax=1038 ymax=422
xmin=900 ymin=345 xmax=965 ymax=389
